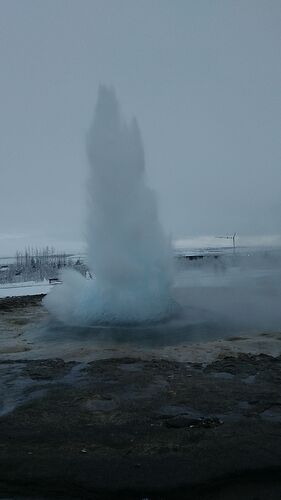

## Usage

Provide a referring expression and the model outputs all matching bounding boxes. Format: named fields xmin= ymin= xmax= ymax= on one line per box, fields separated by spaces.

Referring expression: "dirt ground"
xmin=1 ymin=350 xmax=281 ymax=499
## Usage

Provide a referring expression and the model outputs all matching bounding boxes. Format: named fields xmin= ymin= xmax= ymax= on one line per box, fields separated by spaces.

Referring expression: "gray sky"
xmin=0 ymin=0 xmax=280 ymax=253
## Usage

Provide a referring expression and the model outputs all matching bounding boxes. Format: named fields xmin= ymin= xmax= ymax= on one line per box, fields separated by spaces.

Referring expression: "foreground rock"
xmin=0 ymin=354 xmax=281 ymax=499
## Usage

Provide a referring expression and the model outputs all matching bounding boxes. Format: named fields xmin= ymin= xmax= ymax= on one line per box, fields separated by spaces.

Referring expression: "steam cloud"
xmin=45 ymin=86 xmax=173 ymax=325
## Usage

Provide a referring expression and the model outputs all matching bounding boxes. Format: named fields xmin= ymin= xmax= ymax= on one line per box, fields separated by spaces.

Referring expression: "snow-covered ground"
xmin=0 ymin=280 xmax=57 ymax=299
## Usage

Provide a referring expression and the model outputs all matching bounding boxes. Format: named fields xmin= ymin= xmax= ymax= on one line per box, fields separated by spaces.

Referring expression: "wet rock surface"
xmin=0 ymin=295 xmax=45 ymax=311
xmin=0 ymin=353 xmax=281 ymax=498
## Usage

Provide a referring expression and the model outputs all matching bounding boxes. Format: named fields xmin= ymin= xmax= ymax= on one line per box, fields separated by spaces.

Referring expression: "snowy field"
xmin=0 ymin=280 xmax=56 ymax=299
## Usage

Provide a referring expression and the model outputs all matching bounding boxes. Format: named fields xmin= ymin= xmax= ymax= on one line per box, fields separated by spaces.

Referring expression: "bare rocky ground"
xmin=1 ymin=297 xmax=281 ymax=499
xmin=1 ymin=353 xmax=281 ymax=499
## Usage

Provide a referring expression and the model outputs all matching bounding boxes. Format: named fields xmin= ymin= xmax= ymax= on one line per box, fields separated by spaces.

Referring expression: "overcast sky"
xmin=0 ymin=0 xmax=280 ymax=253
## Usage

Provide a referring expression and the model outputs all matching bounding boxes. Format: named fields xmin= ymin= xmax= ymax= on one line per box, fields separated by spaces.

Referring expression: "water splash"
xmin=45 ymin=86 xmax=173 ymax=325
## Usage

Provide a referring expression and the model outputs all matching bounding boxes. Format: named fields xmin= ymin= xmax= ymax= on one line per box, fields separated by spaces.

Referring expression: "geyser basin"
xmin=2 ymin=247 xmax=281 ymax=361
xmin=45 ymin=86 xmax=173 ymax=325
xmin=43 ymin=247 xmax=281 ymax=351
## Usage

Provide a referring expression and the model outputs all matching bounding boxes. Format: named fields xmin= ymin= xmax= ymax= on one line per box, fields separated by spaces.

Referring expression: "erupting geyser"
xmin=45 ymin=86 xmax=173 ymax=325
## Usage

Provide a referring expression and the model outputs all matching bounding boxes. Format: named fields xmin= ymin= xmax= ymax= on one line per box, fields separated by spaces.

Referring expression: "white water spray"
xmin=45 ymin=86 xmax=173 ymax=325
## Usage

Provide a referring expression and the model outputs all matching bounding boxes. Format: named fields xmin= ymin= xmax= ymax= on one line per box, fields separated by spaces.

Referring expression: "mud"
xmin=1 ymin=353 xmax=281 ymax=498
xmin=0 ymin=295 xmax=46 ymax=311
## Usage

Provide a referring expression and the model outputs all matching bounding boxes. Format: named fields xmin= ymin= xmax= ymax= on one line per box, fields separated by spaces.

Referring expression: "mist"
xmin=174 ymin=249 xmax=281 ymax=339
